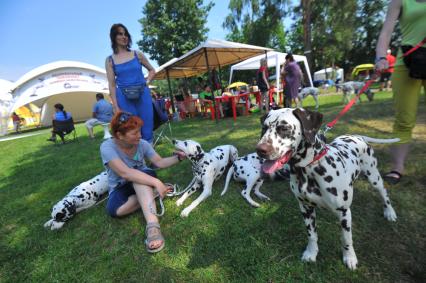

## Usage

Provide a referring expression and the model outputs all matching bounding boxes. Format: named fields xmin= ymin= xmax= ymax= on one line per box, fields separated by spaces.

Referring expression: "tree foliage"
xmin=138 ymin=0 xmax=213 ymax=65
xmin=223 ymin=0 xmax=289 ymax=49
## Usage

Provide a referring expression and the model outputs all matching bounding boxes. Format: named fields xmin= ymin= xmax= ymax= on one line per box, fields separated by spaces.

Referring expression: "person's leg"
xmin=85 ymin=118 xmax=99 ymax=138
xmin=137 ymin=88 xmax=154 ymax=143
xmin=386 ymin=65 xmax=423 ymax=179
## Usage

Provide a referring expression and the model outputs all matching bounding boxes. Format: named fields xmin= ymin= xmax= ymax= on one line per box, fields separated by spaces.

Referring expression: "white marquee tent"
xmin=0 ymin=79 xmax=14 ymax=135
xmin=0 ymin=61 xmax=110 ymax=135
xmin=313 ymin=67 xmax=344 ymax=82
xmin=229 ymin=51 xmax=313 ymax=89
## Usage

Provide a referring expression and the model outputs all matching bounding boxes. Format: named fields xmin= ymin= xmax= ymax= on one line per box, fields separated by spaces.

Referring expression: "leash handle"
xmin=149 ymin=193 xmax=165 ymax=217
xmin=325 ymin=76 xmax=377 ymax=130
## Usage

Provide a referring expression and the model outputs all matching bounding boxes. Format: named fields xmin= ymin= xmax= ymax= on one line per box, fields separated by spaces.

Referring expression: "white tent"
xmin=5 ymin=61 xmax=109 ymax=131
xmin=229 ymin=51 xmax=313 ymax=89
xmin=0 ymin=79 xmax=14 ymax=136
xmin=314 ymin=67 xmax=344 ymax=82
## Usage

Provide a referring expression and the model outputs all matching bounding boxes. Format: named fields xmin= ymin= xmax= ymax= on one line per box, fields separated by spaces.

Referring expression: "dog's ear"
xmin=293 ymin=108 xmax=323 ymax=144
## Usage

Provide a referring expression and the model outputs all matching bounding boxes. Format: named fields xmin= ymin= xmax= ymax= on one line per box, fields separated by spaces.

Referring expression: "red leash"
xmin=325 ymin=76 xmax=377 ymax=131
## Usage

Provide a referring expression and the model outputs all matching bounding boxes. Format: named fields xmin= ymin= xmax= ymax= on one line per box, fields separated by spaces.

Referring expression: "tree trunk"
xmin=302 ymin=0 xmax=313 ymax=76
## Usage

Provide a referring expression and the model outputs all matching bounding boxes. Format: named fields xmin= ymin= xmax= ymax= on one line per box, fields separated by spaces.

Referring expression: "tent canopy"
xmin=229 ymin=51 xmax=313 ymax=88
xmin=153 ymin=39 xmax=273 ymax=80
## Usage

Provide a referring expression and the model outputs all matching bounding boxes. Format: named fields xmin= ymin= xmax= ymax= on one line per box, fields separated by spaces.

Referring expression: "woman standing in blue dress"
xmin=105 ymin=23 xmax=156 ymax=143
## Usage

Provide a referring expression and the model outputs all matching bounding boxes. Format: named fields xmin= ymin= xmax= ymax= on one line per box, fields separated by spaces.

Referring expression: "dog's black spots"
xmin=324 ymin=175 xmax=333 ymax=183
xmin=313 ymin=187 xmax=322 ymax=196
xmin=336 ymin=206 xmax=347 ymax=217
xmin=327 ymin=187 xmax=337 ymax=196
xmin=341 ymin=219 xmax=350 ymax=232
xmin=336 ymin=170 xmax=340 ymax=176
xmin=314 ymin=164 xmax=327 ymax=176
xmin=204 ymin=161 xmax=210 ymax=165
xmin=384 ymin=204 xmax=388 ymax=208
xmin=386 ymin=200 xmax=390 ymax=205
xmin=343 ymin=190 xmax=349 ymax=201
xmin=351 ymin=150 xmax=357 ymax=157
xmin=89 ymin=182 xmax=93 ymax=185
xmin=373 ymin=181 xmax=377 ymax=185
xmin=367 ymin=147 xmax=371 ymax=156
xmin=325 ymin=156 xmax=332 ymax=165
xmin=343 ymin=245 xmax=349 ymax=251
xmin=241 ymin=171 xmax=245 ymax=174
xmin=366 ymin=170 xmax=371 ymax=176
xmin=78 ymin=194 xmax=84 ymax=198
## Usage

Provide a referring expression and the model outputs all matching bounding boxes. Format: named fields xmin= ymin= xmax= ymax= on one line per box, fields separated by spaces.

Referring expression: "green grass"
xmin=1 ymin=91 xmax=425 ymax=282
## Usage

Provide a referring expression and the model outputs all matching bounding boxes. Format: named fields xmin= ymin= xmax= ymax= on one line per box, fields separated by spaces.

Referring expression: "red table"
xmin=215 ymin=93 xmax=250 ymax=122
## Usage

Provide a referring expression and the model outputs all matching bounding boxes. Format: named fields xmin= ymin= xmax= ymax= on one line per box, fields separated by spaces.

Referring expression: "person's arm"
xmin=137 ymin=51 xmax=156 ymax=84
xmin=105 ymin=57 xmax=120 ymax=113
xmin=108 ymin=158 xmax=170 ymax=197
xmin=149 ymin=151 xmax=186 ymax=169
xmin=375 ymin=0 xmax=401 ymax=71
xmin=262 ymin=69 xmax=270 ymax=90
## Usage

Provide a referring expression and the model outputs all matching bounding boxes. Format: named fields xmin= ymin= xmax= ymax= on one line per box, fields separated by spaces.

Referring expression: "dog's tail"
xmin=221 ymin=165 xmax=235 ymax=196
xmin=357 ymin=135 xmax=400 ymax=144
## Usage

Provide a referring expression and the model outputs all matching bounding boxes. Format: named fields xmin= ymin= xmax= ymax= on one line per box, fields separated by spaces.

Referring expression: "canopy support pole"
xmin=203 ymin=48 xmax=218 ymax=122
xmin=166 ymin=69 xmax=175 ymax=113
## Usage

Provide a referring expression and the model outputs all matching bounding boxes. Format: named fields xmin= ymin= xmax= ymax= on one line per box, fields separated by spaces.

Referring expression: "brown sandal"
xmin=145 ymin=222 xmax=165 ymax=253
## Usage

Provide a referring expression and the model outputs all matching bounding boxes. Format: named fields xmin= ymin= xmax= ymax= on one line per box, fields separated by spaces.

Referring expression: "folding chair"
xmin=52 ymin=118 xmax=78 ymax=144
xmin=152 ymin=98 xmax=173 ymax=147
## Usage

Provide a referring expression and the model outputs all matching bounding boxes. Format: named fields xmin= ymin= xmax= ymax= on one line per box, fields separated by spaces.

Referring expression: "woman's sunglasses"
xmin=118 ymin=112 xmax=133 ymax=124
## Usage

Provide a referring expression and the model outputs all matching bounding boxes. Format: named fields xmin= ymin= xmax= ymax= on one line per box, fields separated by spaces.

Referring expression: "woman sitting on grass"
xmin=100 ymin=112 xmax=186 ymax=253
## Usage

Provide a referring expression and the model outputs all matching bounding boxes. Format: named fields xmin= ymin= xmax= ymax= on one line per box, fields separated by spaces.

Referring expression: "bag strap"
xmin=403 ymin=37 xmax=426 ymax=57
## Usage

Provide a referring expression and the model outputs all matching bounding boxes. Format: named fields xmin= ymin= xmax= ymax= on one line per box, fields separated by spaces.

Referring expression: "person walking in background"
xmin=281 ymin=54 xmax=303 ymax=108
xmin=334 ymin=66 xmax=342 ymax=93
xmin=379 ymin=49 xmax=396 ymax=91
xmin=257 ymin=58 xmax=270 ymax=112
xmin=101 ymin=112 xmax=186 ymax=253
xmin=85 ymin=93 xmax=114 ymax=139
xmin=11 ymin=112 xmax=21 ymax=134
xmin=375 ymin=0 xmax=426 ymax=184
xmin=105 ymin=23 xmax=156 ymax=143
xmin=47 ymin=103 xmax=72 ymax=142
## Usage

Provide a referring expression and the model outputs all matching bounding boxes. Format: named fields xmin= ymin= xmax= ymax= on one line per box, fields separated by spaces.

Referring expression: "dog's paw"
xmin=255 ymin=192 xmax=270 ymax=201
xmin=384 ymin=206 xmax=397 ymax=222
xmin=43 ymin=219 xmax=53 ymax=228
xmin=301 ymin=250 xmax=317 ymax=262
xmin=180 ymin=208 xmax=191 ymax=217
xmin=343 ymin=254 xmax=358 ymax=270
xmin=176 ymin=199 xmax=184 ymax=207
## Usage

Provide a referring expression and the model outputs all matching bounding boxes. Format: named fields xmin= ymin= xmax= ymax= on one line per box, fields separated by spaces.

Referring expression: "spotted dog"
xmin=44 ymin=171 xmax=108 ymax=230
xmin=173 ymin=139 xmax=238 ymax=217
xmin=221 ymin=152 xmax=290 ymax=207
xmin=298 ymin=87 xmax=320 ymax=109
xmin=339 ymin=81 xmax=373 ymax=104
xmin=256 ymin=108 xmax=397 ymax=270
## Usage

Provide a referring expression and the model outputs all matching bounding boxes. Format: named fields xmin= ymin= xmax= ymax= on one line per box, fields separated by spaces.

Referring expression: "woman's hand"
xmin=375 ymin=58 xmax=389 ymax=72
xmin=174 ymin=151 xmax=186 ymax=162
xmin=155 ymin=181 xmax=173 ymax=198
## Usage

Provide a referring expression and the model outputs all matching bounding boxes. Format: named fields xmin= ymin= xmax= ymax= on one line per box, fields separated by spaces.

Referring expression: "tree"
xmin=138 ymin=0 xmax=213 ymax=65
xmin=223 ymin=0 xmax=289 ymax=48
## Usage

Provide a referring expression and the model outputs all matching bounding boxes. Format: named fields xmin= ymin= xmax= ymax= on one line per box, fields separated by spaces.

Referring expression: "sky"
xmin=0 ymin=0 xmax=230 ymax=82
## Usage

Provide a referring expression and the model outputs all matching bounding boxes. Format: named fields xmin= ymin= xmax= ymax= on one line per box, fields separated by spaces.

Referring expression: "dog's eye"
xmin=261 ymin=126 xmax=267 ymax=136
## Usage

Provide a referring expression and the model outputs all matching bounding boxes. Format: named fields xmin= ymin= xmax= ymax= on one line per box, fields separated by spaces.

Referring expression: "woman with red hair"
xmin=100 ymin=112 xmax=185 ymax=253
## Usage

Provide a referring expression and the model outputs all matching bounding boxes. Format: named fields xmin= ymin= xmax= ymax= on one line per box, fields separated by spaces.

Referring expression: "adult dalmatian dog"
xmin=339 ymin=81 xmax=374 ymax=104
xmin=44 ymin=171 xmax=108 ymax=230
xmin=298 ymin=87 xmax=320 ymax=109
xmin=256 ymin=108 xmax=397 ymax=270
xmin=221 ymin=152 xmax=290 ymax=207
xmin=172 ymin=139 xmax=238 ymax=217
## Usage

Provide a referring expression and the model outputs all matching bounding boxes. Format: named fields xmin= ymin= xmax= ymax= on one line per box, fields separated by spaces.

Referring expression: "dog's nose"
xmin=256 ymin=143 xmax=272 ymax=158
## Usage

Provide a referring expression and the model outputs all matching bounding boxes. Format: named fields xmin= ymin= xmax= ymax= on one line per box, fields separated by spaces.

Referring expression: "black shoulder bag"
xmin=401 ymin=37 xmax=426 ymax=80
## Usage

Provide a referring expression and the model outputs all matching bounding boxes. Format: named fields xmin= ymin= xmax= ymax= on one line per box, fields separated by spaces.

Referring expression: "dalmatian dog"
xmin=44 ymin=171 xmax=108 ymax=230
xmin=221 ymin=152 xmax=290 ymax=207
xmin=172 ymin=139 xmax=238 ymax=217
xmin=298 ymin=87 xmax=320 ymax=109
xmin=256 ymin=108 xmax=397 ymax=270
xmin=339 ymin=81 xmax=373 ymax=104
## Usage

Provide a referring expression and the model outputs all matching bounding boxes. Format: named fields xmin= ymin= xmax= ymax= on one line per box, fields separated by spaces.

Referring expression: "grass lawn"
xmin=0 ymin=91 xmax=425 ymax=282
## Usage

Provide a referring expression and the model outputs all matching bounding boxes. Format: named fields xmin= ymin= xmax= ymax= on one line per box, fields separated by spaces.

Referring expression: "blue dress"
xmin=110 ymin=51 xmax=154 ymax=143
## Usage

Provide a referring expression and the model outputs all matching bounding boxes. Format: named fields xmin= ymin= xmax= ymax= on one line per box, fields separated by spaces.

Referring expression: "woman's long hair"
xmin=110 ymin=23 xmax=132 ymax=54
xmin=54 ymin=103 xmax=68 ymax=119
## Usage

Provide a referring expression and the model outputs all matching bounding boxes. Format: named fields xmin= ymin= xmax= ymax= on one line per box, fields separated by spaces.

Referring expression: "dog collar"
xmin=307 ymin=146 xmax=329 ymax=166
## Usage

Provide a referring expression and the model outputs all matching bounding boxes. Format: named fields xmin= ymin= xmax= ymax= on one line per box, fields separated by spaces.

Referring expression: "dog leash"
xmin=322 ymin=74 xmax=379 ymax=135
xmin=149 ymin=183 xmax=193 ymax=217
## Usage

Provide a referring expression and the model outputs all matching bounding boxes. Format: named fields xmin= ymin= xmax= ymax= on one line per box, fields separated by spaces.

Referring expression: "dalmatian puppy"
xmin=339 ymin=81 xmax=373 ymax=104
xmin=298 ymin=87 xmax=320 ymax=109
xmin=172 ymin=139 xmax=238 ymax=217
xmin=256 ymin=108 xmax=397 ymax=270
xmin=44 ymin=171 xmax=108 ymax=230
xmin=221 ymin=152 xmax=290 ymax=207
